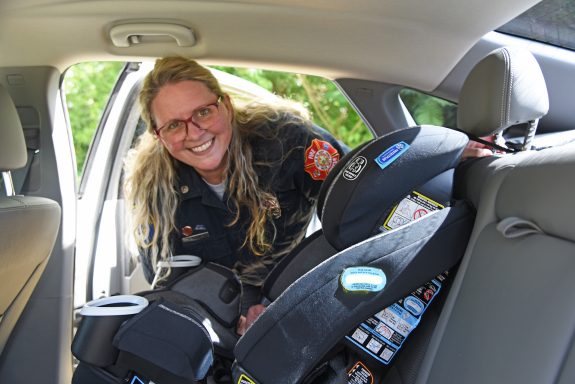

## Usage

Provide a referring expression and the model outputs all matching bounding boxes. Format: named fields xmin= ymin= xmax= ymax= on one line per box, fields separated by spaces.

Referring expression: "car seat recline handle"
xmin=109 ymin=23 xmax=196 ymax=47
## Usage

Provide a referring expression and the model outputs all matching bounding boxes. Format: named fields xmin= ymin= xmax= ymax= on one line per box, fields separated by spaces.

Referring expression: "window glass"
xmin=211 ymin=66 xmax=371 ymax=149
xmin=497 ymin=0 xmax=575 ymax=51
xmin=400 ymin=89 xmax=457 ymax=128
xmin=62 ymin=62 xmax=124 ymax=177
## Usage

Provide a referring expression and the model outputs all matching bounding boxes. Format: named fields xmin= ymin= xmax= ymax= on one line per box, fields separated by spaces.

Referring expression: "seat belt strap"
xmin=452 ymin=127 xmax=518 ymax=154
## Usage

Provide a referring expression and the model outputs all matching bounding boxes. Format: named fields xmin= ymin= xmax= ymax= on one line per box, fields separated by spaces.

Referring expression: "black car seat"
xmin=231 ymin=129 xmax=473 ymax=384
xmin=0 ymin=85 xmax=61 ymax=357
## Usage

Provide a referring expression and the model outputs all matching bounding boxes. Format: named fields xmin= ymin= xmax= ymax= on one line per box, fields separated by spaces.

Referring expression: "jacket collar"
xmin=175 ymin=162 xmax=228 ymax=210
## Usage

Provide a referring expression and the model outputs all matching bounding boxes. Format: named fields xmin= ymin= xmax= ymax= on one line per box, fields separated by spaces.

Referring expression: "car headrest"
xmin=317 ymin=125 xmax=468 ymax=250
xmin=457 ymin=46 xmax=549 ymax=137
xmin=0 ymin=85 xmax=27 ymax=171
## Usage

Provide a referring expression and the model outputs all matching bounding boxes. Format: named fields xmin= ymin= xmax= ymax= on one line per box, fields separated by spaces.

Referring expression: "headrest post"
xmin=494 ymin=131 xmax=506 ymax=148
xmin=521 ymin=119 xmax=538 ymax=151
xmin=2 ymin=171 xmax=15 ymax=196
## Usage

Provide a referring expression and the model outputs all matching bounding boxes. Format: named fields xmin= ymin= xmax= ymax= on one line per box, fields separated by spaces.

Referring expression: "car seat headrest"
xmin=318 ymin=125 xmax=468 ymax=250
xmin=457 ymin=46 xmax=549 ymax=137
xmin=0 ymin=85 xmax=27 ymax=171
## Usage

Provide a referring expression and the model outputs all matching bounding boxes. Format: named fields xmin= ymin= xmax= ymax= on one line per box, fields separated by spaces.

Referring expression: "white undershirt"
xmin=203 ymin=179 xmax=226 ymax=201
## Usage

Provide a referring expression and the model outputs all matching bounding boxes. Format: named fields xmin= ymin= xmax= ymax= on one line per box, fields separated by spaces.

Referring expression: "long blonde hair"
xmin=124 ymin=56 xmax=311 ymax=280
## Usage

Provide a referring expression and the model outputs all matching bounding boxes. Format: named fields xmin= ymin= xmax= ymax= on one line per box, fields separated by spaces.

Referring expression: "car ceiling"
xmin=0 ymin=0 xmax=541 ymax=91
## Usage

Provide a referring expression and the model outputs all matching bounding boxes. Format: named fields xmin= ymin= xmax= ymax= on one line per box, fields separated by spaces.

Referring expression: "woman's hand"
xmin=461 ymin=144 xmax=493 ymax=160
xmin=461 ymin=136 xmax=496 ymax=161
xmin=236 ymin=304 xmax=266 ymax=336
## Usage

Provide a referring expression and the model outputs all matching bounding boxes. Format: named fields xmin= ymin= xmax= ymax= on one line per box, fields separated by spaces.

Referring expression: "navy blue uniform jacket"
xmin=141 ymin=118 xmax=347 ymax=288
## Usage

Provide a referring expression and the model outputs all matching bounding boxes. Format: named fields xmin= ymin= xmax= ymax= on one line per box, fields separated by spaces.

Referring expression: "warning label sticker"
xmin=348 ymin=361 xmax=374 ymax=384
xmin=237 ymin=374 xmax=256 ymax=384
xmin=381 ymin=191 xmax=444 ymax=231
xmin=345 ymin=271 xmax=448 ymax=365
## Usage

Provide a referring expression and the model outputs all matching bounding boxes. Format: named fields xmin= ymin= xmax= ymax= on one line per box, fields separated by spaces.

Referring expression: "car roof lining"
xmin=0 ymin=0 xmax=541 ymax=91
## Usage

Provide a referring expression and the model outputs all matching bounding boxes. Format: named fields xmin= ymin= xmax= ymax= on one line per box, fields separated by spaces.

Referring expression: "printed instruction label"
xmin=382 ymin=191 xmax=444 ymax=231
xmin=345 ymin=271 xmax=448 ymax=365
xmin=348 ymin=361 xmax=374 ymax=384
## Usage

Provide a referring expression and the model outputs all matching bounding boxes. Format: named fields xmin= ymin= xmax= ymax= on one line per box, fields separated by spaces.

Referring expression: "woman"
xmin=124 ymin=57 xmax=346 ymax=332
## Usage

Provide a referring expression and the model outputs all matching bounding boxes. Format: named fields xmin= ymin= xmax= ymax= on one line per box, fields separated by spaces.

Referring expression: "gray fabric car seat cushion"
xmin=417 ymin=142 xmax=575 ymax=384
xmin=495 ymin=144 xmax=575 ymax=242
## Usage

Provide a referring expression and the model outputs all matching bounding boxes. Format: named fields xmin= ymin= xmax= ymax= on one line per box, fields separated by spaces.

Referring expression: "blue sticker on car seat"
xmin=403 ymin=296 xmax=425 ymax=316
xmin=340 ymin=267 xmax=387 ymax=293
xmin=374 ymin=141 xmax=409 ymax=170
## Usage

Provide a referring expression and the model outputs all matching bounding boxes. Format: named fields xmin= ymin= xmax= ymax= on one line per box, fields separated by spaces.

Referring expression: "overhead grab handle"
xmin=109 ymin=23 xmax=196 ymax=47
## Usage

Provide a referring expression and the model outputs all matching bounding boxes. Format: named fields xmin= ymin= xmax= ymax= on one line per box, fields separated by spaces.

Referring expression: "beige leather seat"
xmin=0 ymin=85 xmax=61 ymax=356
xmin=416 ymin=47 xmax=575 ymax=383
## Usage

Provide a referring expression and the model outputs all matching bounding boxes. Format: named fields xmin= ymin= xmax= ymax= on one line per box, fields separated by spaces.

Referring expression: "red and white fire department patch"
xmin=304 ymin=139 xmax=340 ymax=180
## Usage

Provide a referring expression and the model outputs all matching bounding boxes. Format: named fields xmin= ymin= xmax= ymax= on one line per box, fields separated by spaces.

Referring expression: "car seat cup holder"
xmin=152 ymin=254 xmax=202 ymax=288
xmin=72 ymin=295 xmax=149 ymax=367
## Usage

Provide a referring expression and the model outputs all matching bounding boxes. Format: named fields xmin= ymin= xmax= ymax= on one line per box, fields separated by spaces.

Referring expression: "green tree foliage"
xmin=212 ymin=67 xmax=372 ymax=148
xmin=400 ymin=89 xmax=457 ymax=128
xmin=63 ymin=62 xmax=124 ymax=175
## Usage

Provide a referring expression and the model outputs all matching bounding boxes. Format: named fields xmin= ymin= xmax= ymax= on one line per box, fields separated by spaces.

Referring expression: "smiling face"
xmin=151 ymin=80 xmax=233 ymax=184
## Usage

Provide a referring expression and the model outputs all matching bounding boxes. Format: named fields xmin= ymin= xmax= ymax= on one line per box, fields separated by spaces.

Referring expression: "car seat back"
xmin=412 ymin=46 xmax=561 ymax=383
xmin=418 ymin=143 xmax=575 ymax=383
xmin=0 ymin=85 xmax=61 ymax=358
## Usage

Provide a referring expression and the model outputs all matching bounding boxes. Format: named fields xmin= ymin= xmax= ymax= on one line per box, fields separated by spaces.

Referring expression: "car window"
xmin=62 ymin=62 xmax=125 ymax=177
xmin=400 ymin=89 xmax=458 ymax=128
xmin=64 ymin=62 xmax=372 ymax=182
xmin=497 ymin=0 xmax=575 ymax=51
xmin=212 ymin=66 xmax=372 ymax=148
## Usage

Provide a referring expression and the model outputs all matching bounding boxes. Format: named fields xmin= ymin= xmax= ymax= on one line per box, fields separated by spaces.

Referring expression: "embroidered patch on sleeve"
xmin=304 ymin=139 xmax=340 ymax=180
